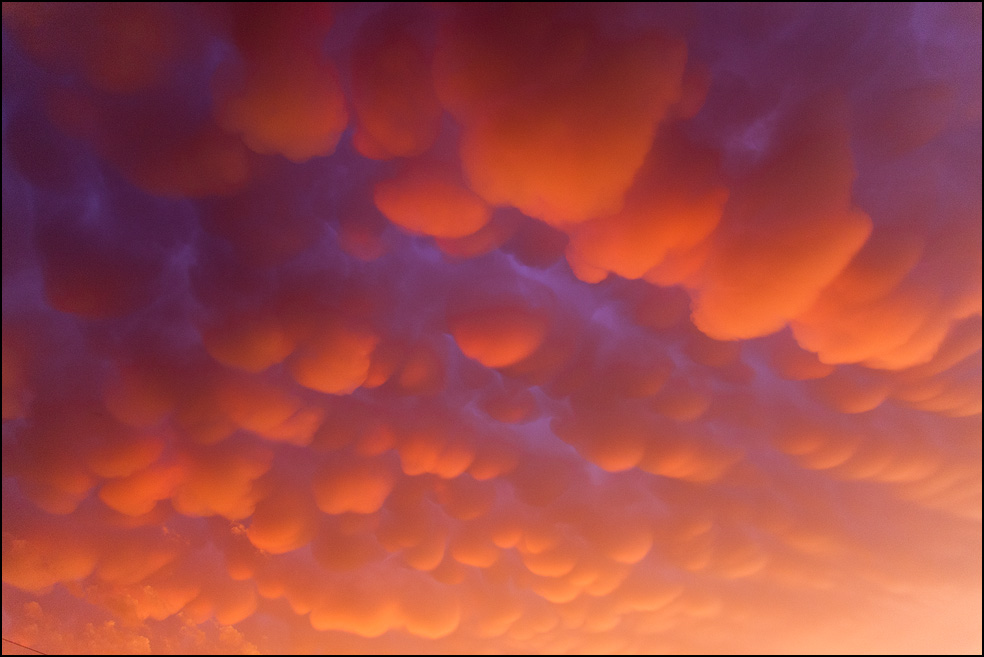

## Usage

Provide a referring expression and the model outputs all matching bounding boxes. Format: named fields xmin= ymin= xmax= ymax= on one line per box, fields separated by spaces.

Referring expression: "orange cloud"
xmin=1 ymin=3 xmax=980 ymax=656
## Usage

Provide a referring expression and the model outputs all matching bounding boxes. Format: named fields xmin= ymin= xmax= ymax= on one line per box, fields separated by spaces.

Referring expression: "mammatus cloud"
xmin=2 ymin=2 xmax=981 ymax=654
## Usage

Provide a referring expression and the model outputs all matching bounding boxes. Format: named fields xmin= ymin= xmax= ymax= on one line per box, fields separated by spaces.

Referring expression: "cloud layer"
xmin=2 ymin=3 xmax=981 ymax=654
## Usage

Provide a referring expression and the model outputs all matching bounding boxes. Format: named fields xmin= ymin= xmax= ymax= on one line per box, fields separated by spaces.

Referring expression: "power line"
xmin=2 ymin=637 xmax=46 ymax=655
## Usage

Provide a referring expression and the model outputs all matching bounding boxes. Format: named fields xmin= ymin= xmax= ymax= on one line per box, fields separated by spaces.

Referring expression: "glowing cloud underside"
xmin=1 ymin=3 xmax=981 ymax=655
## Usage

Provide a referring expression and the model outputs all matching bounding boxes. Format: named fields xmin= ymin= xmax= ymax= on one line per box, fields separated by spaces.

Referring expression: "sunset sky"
xmin=1 ymin=2 xmax=981 ymax=654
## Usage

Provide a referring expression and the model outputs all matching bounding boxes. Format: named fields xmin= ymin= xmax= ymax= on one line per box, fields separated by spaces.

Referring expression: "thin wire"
xmin=1 ymin=637 xmax=47 ymax=655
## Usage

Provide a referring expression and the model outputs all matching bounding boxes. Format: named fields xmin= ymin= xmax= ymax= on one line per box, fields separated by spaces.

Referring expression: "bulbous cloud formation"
xmin=1 ymin=2 xmax=981 ymax=655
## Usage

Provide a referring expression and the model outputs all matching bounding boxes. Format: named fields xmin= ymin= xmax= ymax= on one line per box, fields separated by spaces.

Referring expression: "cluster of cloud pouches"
xmin=1 ymin=3 xmax=981 ymax=654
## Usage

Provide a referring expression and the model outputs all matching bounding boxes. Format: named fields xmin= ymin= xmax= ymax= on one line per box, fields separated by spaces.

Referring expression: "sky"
xmin=1 ymin=2 xmax=981 ymax=654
